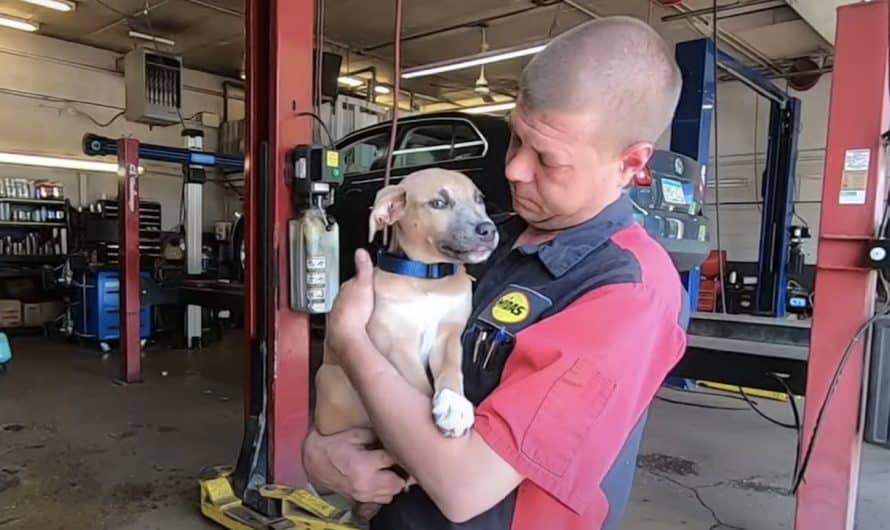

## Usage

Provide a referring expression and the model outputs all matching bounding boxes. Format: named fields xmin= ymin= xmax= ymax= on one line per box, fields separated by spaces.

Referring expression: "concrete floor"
xmin=0 ymin=334 xmax=888 ymax=530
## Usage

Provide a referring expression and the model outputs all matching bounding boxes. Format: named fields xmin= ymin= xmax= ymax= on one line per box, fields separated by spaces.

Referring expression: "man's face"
xmin=504 ymin=104 xmax=640 ymax=230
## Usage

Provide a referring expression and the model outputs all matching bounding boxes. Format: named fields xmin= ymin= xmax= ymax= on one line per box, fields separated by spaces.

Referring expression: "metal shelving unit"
xmin=88 ymin=199 xmax=163 ymax=263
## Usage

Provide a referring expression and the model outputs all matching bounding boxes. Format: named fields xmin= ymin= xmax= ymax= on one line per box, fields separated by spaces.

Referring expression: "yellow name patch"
xmin=491 ymin=291 xmax=531 ymax=324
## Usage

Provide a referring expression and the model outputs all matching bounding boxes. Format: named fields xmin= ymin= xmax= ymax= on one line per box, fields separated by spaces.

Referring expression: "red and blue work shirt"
xmin=372 ymin=195 xmax=690 ymax=530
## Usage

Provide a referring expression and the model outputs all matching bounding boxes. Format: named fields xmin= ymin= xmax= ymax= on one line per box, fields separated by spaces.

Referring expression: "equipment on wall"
xmin=124 ymin=48 xmax=184 ymax=126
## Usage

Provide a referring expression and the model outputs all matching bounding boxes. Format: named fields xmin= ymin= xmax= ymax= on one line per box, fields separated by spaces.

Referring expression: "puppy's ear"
xmin=368 ymin=185 xmax=406 ymax=242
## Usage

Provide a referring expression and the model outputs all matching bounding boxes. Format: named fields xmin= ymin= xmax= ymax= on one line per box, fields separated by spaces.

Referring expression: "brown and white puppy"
xmin=314 ymin=167 xmax=498 ymax=450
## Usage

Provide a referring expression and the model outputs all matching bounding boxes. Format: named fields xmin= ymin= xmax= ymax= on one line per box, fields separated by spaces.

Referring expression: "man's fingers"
xmin=353 ymin=248 xmax=373 ymax=283
xmin=374 ymin=469 xmax=409 ymax=495
xmin=367 ymin=449 xmax=396 ymax=469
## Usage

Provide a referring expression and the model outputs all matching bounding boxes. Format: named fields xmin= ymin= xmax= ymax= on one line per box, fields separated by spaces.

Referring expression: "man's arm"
xmin=339 ymin=332 xmax=522 ymax=523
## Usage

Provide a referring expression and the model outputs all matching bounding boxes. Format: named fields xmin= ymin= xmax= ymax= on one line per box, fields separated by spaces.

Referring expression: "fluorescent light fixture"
xmin=0 ymin=14 xmax=39 ymax=32
xmin=0 ymin=152 xmax=123 ymax=173
xmin=21 ymin=0 xmax=76 ymax=12
xmin=339 ymin=76 xmax=391 ymax=94
xmin=402 ymin=42 xmax=547 ymax=79
xmin=338 ymin=76 xmax=364 ymax=87
xmin=128 ymin=30 xmax=175 ymax=47
xmin=460 ymin=102 xmax=516 ymax=114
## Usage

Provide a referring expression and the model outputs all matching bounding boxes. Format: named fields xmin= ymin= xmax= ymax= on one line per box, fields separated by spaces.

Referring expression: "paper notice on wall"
xmin=839 ymin=148 xmax=871 ymax=204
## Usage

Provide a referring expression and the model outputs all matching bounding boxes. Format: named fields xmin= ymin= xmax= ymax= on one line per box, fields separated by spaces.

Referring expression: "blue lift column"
xmin=671 ymin=39 xmax=716 ymax=310
xmin=670 ymin=38 xmax=802 ymax=318
xmin=756 ymin=98 xmax=801 ymax=317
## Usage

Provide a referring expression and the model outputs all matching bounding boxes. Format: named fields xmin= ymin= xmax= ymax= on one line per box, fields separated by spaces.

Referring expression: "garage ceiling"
xmin=0 ymin=0 xmax=833 ymax=109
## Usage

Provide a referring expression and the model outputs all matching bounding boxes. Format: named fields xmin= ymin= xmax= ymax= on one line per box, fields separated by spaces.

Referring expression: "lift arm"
xmin=83 ymin=133 xmax=244 ymax=170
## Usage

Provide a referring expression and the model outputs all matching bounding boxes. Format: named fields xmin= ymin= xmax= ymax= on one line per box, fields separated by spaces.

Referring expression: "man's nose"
xmin=475 ymin=221 xmax=496 ymax=241
xmin=505 ymin=150 xmax=535 ymax=183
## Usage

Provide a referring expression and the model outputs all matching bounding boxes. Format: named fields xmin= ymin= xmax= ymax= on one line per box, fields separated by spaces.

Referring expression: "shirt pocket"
xmin=520 ymin=358 xmax=616 ymax=477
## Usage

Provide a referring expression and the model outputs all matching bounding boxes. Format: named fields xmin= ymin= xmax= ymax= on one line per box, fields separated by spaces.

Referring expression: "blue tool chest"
xmin=74 ymin=271 xmax=151 ymax=341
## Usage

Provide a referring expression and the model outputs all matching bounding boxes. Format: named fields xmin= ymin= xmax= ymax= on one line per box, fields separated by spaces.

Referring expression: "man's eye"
xmin=429 ymin=198 xmax=448 ymax=209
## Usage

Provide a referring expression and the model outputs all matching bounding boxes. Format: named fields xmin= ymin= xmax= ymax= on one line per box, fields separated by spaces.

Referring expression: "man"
xmin=303 ymin=15 xmax=690 ymax=530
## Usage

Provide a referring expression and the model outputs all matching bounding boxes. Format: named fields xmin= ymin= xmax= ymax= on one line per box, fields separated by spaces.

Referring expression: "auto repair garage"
xmin=0 ymin=0 xmax=887 ymax=529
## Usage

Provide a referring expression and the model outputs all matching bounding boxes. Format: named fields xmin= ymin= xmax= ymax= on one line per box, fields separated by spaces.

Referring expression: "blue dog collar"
xmin=376 ymin=251 xmax=456 ymax=279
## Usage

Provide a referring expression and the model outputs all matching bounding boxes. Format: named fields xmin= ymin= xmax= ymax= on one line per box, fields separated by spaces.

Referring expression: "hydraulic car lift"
xmin=82 ymin=132 xmax=244 ymax=382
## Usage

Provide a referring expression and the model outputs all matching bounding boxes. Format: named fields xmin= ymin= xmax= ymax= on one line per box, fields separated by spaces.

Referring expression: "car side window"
xmin=393 ymin=122 xmax=485 ymax=169
xmin=341 ymin=131 xmax=390 ymax=176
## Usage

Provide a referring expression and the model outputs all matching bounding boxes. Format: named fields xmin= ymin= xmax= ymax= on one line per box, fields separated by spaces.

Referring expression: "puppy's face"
xmin=369 ymin=169 xmax=499 ymax=264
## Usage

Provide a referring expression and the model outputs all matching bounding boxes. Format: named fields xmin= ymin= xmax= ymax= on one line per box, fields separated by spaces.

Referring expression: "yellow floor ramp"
xmin=200 ymin=466 xmax=359 ymax=530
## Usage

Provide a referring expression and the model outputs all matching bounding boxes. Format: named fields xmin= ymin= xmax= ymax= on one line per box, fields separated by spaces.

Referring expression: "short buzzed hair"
xmin=518 ymin=16 xmax=682 ymax=152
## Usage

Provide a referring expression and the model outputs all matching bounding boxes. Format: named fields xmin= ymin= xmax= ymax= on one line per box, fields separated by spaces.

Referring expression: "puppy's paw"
xmin=432 ymin=389 xmax=474 ymax=437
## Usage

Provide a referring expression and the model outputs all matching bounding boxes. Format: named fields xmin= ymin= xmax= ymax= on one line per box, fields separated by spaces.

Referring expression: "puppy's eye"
xmin=429 ymin=198 xmax=448 ymax=209
xmin=475 ymin=192 xmax=484 ymax=204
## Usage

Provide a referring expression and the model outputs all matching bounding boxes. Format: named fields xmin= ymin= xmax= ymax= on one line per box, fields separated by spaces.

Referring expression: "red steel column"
xmin=245 ymin=0 xmax=314 ymax=486
xmin=117 ymin=138 xmax=142 ymax=383
xmin=795 ymin=2 xmax=889 ymax=529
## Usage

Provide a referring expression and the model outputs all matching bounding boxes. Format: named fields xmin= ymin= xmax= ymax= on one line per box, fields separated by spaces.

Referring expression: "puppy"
xmin=314 ymin=168 xmax=499 ymax=517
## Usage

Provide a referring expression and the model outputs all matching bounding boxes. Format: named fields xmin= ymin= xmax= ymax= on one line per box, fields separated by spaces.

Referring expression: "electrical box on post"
xmin=287 ymin=144 xmax=343 ymax=314
xmin=124 ymin=48 xmax=183 ymax=126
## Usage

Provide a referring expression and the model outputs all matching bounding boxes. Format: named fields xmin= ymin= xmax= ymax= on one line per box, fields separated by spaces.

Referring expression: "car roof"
xmin=335 ymin=111 xmax=509 ymax=146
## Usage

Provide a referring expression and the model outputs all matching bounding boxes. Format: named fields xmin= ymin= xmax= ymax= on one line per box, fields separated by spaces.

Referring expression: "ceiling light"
xmin=0 ymin=152 xmax=122 ymax=173
xmin=0 ymin=14 xmax=39 ymax=32
xmin=338 ymin=76 xmax=364 ymax=87
xmin=402 ymin=42 xmax=547 ymax=79
xmin=339 ymin=76 xmax=391 ymax=94
xmin=460 ymin=102 xmax=516 ymax=114
xmin=20 ymin=0 xmax=76 ymax=12
xmin=128 ymin=30 xmax=175 ymax=47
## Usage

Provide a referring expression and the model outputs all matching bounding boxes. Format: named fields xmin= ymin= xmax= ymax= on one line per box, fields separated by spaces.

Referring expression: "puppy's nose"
xmin=475 ymin=221 xmax=496 ymax=241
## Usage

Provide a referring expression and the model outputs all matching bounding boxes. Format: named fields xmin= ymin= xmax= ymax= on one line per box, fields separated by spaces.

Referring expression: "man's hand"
xmin=326 ymin=249 xmax=375 ymax=357
xmin=303 ymin=427 xmax=407 ymax=504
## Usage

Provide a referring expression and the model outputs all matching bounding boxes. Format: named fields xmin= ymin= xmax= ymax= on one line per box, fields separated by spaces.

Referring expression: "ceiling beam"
xmin=84 ymin=0 xmax=171 ymax=38
xmin=181 ymin=0 xmax=242 ymax=17
xmin=784 ymin=0 xmax=858 ymax=46
xmin=360 ymin=3 xmax=558 ymax=53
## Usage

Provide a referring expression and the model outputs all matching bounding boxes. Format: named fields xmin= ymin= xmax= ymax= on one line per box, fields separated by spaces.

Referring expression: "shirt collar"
xmin=516 ymin=195 xmax=636 ymax=278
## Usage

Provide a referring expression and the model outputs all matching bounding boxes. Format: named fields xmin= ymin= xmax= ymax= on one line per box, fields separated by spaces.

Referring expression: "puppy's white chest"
xmin=386 ymin=292 xmax=462 ymax=365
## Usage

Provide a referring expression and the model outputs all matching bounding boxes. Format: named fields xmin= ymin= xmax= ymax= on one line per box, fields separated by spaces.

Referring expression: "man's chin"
xmin=512 ymin=198 xmax=545 ymax=219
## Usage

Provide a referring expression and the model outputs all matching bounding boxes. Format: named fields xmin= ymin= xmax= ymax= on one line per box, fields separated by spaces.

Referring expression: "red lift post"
xmin=117 ymin=137 xmax=142 ymax=384
xmin=795 ymin=2 xmax=889 ymax=528
xmin=244 ymin=0 xmax=314 ymax=488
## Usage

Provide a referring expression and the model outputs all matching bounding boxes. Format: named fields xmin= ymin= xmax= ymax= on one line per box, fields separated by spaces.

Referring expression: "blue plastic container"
xmin=0 ymin=332 xmax=10 ymax=368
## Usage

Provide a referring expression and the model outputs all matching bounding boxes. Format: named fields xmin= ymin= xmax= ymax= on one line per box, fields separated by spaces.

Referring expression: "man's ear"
xmin=368 ymin=185 xmax=407 ymax=242
xmin=618 ymin=142 xmax=654 ymax=188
